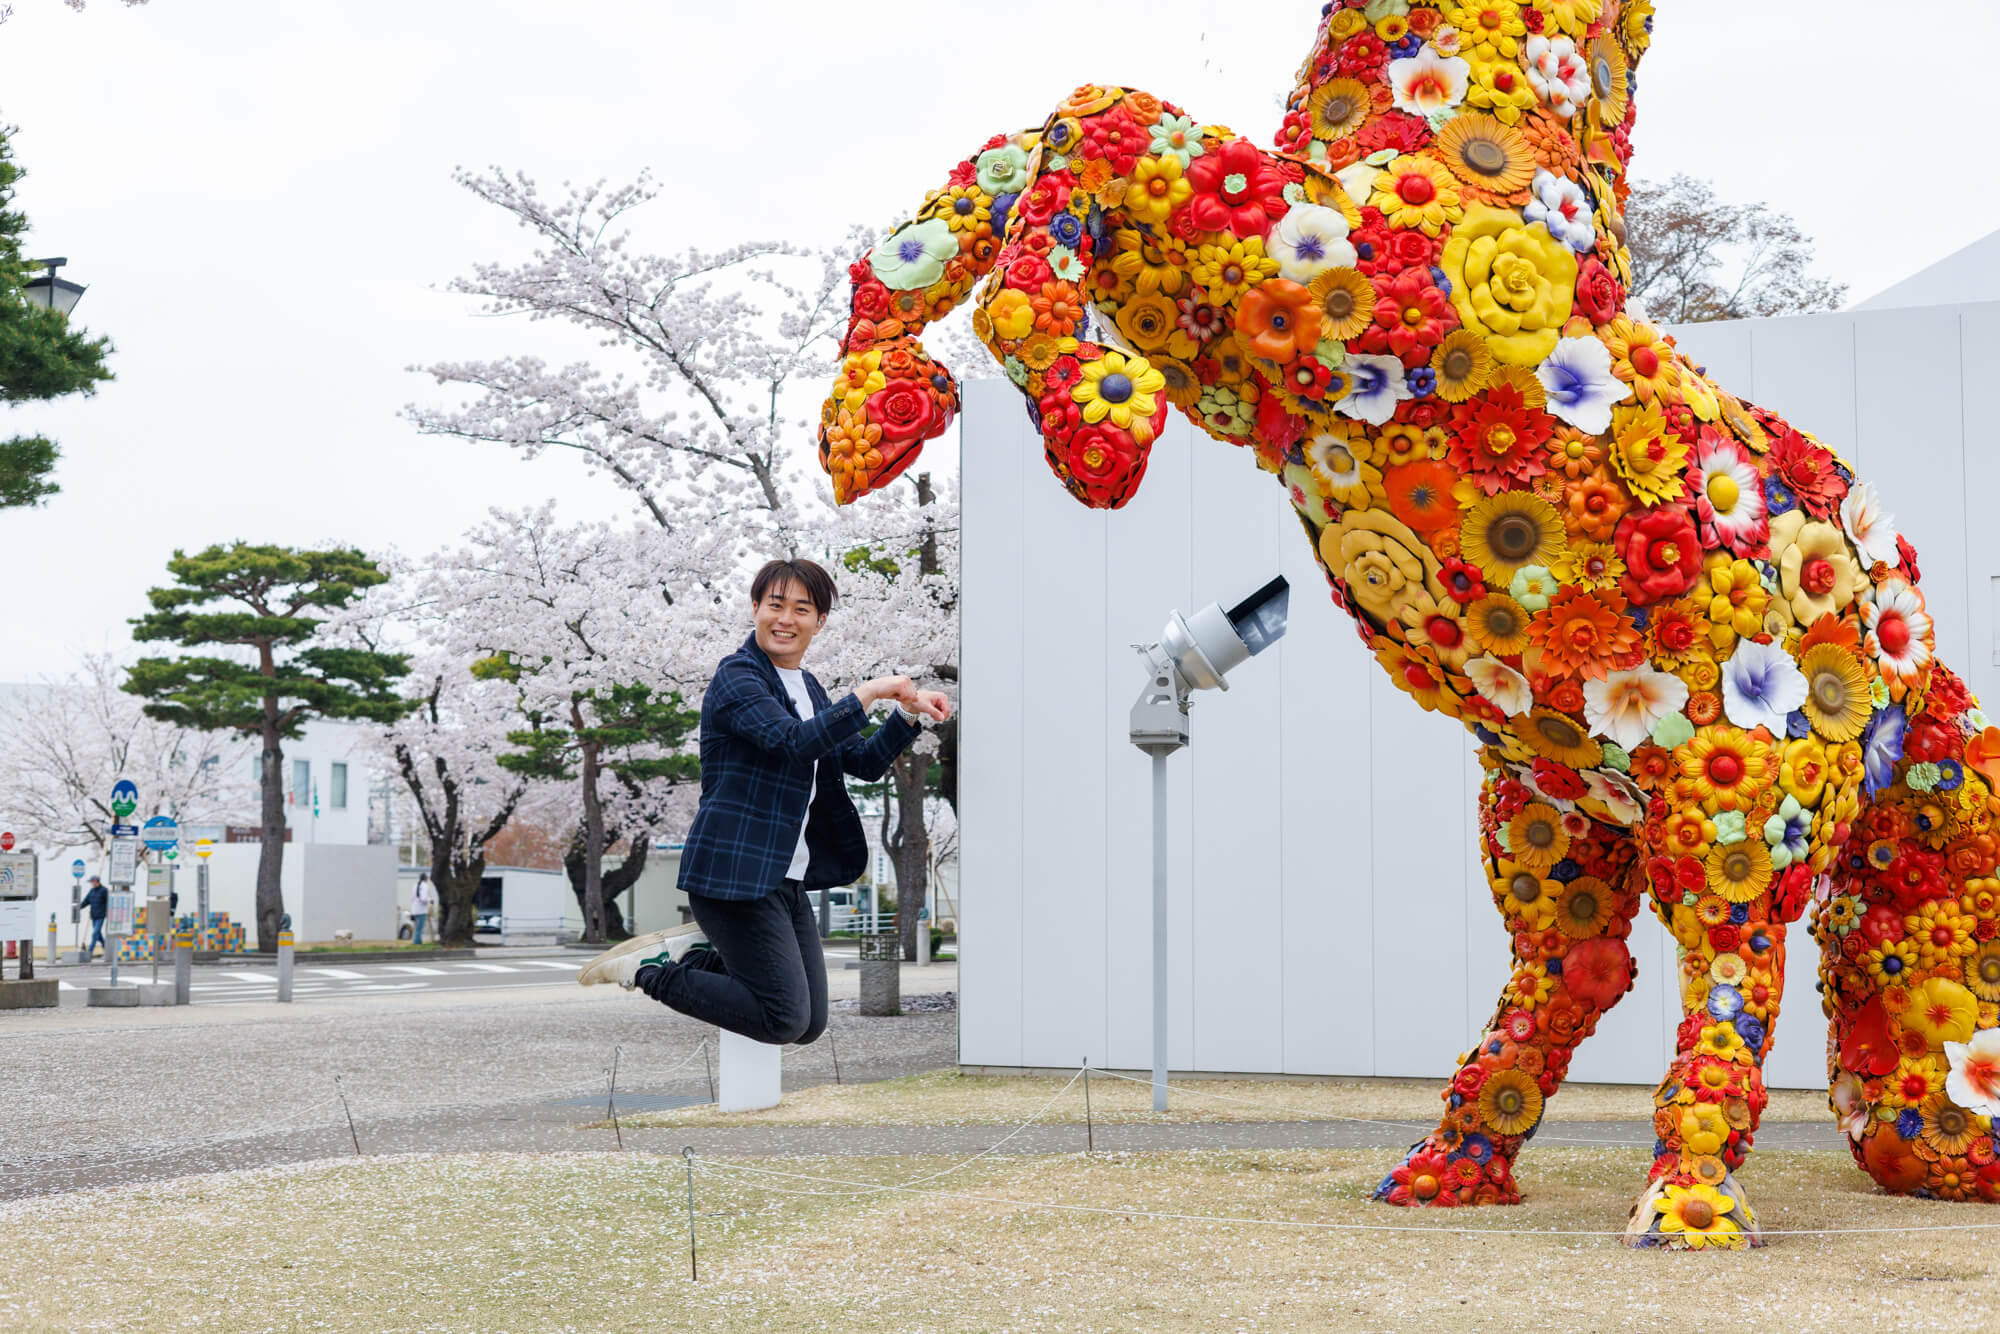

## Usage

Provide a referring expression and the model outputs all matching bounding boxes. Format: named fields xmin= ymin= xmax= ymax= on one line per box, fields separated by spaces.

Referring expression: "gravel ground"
xmin=3 ymin=1148 xmax=1996 ymax=1332
xmin=0 ymin=979 xmax=956 ymax=1201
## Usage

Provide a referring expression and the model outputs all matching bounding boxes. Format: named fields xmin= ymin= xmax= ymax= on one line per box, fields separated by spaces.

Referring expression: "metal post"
xmin=1152 ymin=750 xmax=1169 ymax=1113
xmin=197 ymin=860 xmax=210 ymax=936
xmin=47 ymin=916 xmax=57 ymax=972
xmin=276 ymin=930 xmax=294 ymax=1003
xmin=173 ymin=931 xmax=192 ymax=1005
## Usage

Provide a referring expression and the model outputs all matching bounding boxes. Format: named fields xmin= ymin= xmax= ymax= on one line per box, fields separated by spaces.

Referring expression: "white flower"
xmin=1268 ymin=204 xmax=1356 ymax=283
xmin=1829 ymin=1072 xmax=1869 ymax=1142
xmin=1583 ymin=664 xmax=1689 ymax=750
xmin=1388 ymin=46 xmax=1471 ymax=117
xmin=1863 ymin=579 xmax=1932 ymax=681
xmin=1534 ymin=336 xmax=1625 ymax=435
xmin=1946 ymin=1030 xmax=2000 ymax=1118
xmin=1335 ymin=160 xmax=1383 ymax=207
xmin=1693 ymin=436 xmax=1766 ymax=548
xmin=1839 ymin=481 xmax=1901 ymax=569
xmin=1582 ymin=768 xmax=1646 ymax=824
xmin=1524 ymin=35 xmax=1590 ymax=117
xmin=1465 ymin=655 xmax=1532 ymax=717
xmin=1333 ymin=353 xmax=1412 ymax=426
xmin=1523 ymin=169 xmax=1597 ymax=253
xmin=1721 ymin=638 xmax=1809 ymax=735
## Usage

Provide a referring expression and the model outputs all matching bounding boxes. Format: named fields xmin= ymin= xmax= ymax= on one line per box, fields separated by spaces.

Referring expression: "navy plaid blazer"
xmin=677 ymin=633 xmax=921 ymax=901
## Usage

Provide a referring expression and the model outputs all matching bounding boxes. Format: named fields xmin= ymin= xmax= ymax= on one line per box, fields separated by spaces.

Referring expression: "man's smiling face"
xmin=753 ymin=577 xmax=827 ymax=669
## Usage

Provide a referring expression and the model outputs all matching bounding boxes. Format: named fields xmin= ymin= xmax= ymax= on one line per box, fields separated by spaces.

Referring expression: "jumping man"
xmin=579 ymin=557 xmax=950 ymax=1048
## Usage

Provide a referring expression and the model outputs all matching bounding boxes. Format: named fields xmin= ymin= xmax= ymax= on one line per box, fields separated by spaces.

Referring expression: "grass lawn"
xmin=1 ymin=1148 xmax=1994 ymax=1331
xmin=613 ymin=1066 xmax=1837 ymax=1130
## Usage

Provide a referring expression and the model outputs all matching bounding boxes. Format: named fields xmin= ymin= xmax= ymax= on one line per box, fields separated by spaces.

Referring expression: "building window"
xmin=292 ymin=759 xmax=310 ymax=802
xmin=331 ymin=762 xmax=348 ymax=810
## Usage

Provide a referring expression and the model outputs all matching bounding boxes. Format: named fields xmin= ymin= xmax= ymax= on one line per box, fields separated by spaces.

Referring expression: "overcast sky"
xmin=1 ymin=0 xmax=1994 ymax=678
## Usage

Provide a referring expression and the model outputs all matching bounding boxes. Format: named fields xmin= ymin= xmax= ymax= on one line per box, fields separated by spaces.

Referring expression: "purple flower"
xmin=1863 ymin=704 xmax=1906 ymax=797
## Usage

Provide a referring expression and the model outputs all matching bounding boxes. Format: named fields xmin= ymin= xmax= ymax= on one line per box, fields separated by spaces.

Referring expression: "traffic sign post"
xmin=141 ymin=816 xmax=179 ymax=854
xmin=107 ymin=839 xmax=139 ymax=887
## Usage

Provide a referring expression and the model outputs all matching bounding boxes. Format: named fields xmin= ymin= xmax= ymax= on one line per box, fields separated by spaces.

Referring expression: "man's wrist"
xmin=895 ymin=702 xmax=922 ymax=726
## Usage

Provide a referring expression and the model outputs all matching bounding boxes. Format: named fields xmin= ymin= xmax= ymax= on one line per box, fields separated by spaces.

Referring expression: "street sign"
xmin=142 ymin=815 xmax=179 ymax=852
xmin=70 ymin=858 xmax=85 ymax=879
xmin=0 ymin=832 xmax=13 ymax=852
xmin=110 ymin=779 xmax=139 ymax=820
xmin=108 ymin=838 xmax=140 ymax=887
xmin=0 ymin=853 xmax=36 ymax=899
xmin=109 ymin=823 xmax=139 ymax=838
xmin=194 ymin=838 xmax=214 ymax=859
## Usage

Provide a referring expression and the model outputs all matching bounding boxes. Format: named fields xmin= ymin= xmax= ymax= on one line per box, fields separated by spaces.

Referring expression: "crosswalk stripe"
xmin=515 ymin=959 xmax=580 ymax=971
xmin=303 ymin=967 xmax=370 ymax=980
xmin=379 ymin=965 xmax=446 ymax=976
xmin=452 ymin=963 xmax=520 ymax=973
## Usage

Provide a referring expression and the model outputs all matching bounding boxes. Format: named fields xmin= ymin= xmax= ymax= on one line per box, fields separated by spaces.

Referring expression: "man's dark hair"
xmin=751 ymin=558 xmax=837 ymax=618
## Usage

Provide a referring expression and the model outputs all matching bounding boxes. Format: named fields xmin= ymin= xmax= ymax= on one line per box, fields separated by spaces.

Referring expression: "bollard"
xmin=857 ymin=932 xmax=900 ymax=1016
xmin=276 ymin=930 xmax=294 ymax=1003
xmin=717 ymin=1030 xmax=782 ymax=1112
xmin=47 ymin=916 xmax=58 ymax=971
xmin=173 ymin=930 xmax=193 ymax=1005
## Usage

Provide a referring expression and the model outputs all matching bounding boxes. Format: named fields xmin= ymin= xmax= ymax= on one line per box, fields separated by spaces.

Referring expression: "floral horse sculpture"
xmin=818 ymin=0 xmax=2000 ymax=1248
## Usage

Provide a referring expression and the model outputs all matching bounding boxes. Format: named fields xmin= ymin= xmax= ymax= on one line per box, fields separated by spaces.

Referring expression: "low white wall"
xmin=960 ymin=299 xmax=2000 ymax=1091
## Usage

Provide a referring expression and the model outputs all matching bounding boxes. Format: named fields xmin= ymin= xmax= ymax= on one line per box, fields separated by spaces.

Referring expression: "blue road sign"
xmin=70 ymin=859 xmax=85 ymax=878
xmin=141 ymin=815 xmax=179 ymax=852
xmin=110 ymin=780 xmax=139 ymax=819
xmin=109 ymin=824 xmax=139 ymax=838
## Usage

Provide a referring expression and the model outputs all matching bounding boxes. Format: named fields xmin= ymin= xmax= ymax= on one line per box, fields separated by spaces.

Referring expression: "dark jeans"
xmin=85 ymin=919 xmax=105 ymax=960
xmin=642 ymin=879 xmax=827 ymax=1045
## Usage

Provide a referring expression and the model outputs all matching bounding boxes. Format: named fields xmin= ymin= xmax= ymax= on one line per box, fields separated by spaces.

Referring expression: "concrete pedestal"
xmin=135 ymin=983 xmax=176 ymax=1006
xmin=0 ymin=978 xmax=58 ymax=1009
xmin=717 ymin=1030 xmax=782 ymax=1112
xmin=87 ymin=985 xmax=141 ymax=1007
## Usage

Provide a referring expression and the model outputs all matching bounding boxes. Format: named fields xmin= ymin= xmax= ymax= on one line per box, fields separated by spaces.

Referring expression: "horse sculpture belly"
xmin=817 ymin=0 xmax=2000 ymax=1248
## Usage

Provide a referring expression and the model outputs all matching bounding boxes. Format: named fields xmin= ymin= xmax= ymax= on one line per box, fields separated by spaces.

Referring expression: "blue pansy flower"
xmin=1862 ymin=705 xmax=1907 ymax=797
xmin=1765 ymin=476 xmax=1797 ymax=516
xmin=1050 ymin=211 xmax=1084 ymax=248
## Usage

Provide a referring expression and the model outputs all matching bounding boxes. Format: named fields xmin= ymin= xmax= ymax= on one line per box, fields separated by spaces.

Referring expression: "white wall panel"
xmin=961 ymin=302 xmax=2000 ymax=1090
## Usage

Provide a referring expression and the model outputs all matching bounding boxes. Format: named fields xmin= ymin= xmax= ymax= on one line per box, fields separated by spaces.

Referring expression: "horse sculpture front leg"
xmin=1378 ymin=762 xmax=1643 ymax=1207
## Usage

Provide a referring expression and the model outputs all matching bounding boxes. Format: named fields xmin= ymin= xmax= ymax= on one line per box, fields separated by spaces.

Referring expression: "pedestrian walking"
xmin=409 ymin=874 xmax=436 ymax=946
xmin=80 ymin=875 xmax=109 ymax=961
xmin=580 ymin=557 xmax=950 ymax=1047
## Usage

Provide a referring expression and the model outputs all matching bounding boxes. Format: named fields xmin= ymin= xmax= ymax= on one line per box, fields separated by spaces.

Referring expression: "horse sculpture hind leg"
xmin=1377 ymin=764 xmax=1645 ymax=1207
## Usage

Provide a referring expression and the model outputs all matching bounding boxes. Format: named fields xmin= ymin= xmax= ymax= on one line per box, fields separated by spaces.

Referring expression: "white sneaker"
xmin=578 ymin=923 xmax=708 ymax=989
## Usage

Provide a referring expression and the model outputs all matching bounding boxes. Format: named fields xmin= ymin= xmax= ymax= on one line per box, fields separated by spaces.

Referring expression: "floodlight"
xmin=1126 ymin=575 xmax=1290 ymax=1110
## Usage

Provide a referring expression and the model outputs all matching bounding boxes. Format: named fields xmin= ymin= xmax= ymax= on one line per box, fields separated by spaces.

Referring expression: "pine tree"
xmin=125 ymin=544 xmax=413 ymax=951
xmin=0 ymin=122 xmax=112 ymax=508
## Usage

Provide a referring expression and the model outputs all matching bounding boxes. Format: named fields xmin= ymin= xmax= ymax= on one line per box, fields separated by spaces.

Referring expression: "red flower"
xmin=1768 ymin=429 xmax=1849 ymax=518
xmin=1447 ymin=382 xmax=1554 ymax=494
xmin=865 ymin=380 xmax=945 ymax=446
xmin=1773 ymin=865 xmax=1812 ymax=924
xmin=1180 ymin=140 xmax=1289 ymax=240
xmin=1707 ymin=924 xmax=1740 ymax=952
xmin=1927 ymin=666 xmax=1970 ymax=721
xmin=1562 ymin=937 xmax=1632 ymax=1010
xmin=1353 ymin=206 xmax=1441 ymax=276
xmin=1612 ymin=505 xmax=1701 ymax=606
xmin=1384 ymin=1148 xmax=1456 ymax=1206
xmin=1673 ymin=856 xmax=1705 ymax=894
xmin=1056 ymin=423 xmax=1149 ymax=508
xmin=1439 ymin=557 xmax=1488 ymax=604
xmin=1904 ymin=717 xmax=1957 ymax=764
xmin=1885 ymin=848 xmax=1947 ymax=912
xmin=1531 ymin=758 xmax=1589 ymax=800
xmin=1080 ymin=109 xmax=1145 ymax=174
xmin=1898 ymin=534 xmax=1922 ymax=584
xmin=851 ymin=279 xmax=892 ymax=323
xmin=1336 ymin=32 xmax=1389 ymax=76
xmin=1004 ymin=254 xmax=1053 ymax=292
xmin=1357 ymin=110 xmax=1432 ymax=155
xmin=1839 ymin=998 xmax=1900 ymax=1077
xmin=1013 ymin=173 xmax=1073 ymax=229
xmin=1281 ymin=354 xmax=1335 ymax=398
xmin=1574 ymin=257 xmax=1622 ymax=326
xmin=1360 ymin=267 xmax=1460 ymax=367
xmin=946 ymin=157 xmax=978 ymax=188
xmin=1254 ymin=389 xmax=1307 ymax=455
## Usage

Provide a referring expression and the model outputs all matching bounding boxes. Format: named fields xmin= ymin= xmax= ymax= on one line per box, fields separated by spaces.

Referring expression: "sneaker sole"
xmin=578 ymin=924 xmax=703 ymax=987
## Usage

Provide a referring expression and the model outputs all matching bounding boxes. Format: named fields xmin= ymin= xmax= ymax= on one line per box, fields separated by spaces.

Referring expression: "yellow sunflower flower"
xmin=1477 ymin=1066 xmax=1545 ymax=1135
xmin=1465 ymin=593 xmax=1534 ymax=656
xmin=1461 ymin=490 xmax=1566 ymax=583
xmin=1433 ymin=115 xmax=1537 ymax=200
xmin=1799 ymin=643 xmax=1873 ymax=743
xmin=1307 ymin=77 xmax=1373 ymax=141
xmin=1431 ymin=328 xmax=1494 ymax=403
xmin=1706 ymin=838 xmax=1773 ymax=905
xmin=1554 ymin=876 xmax=1615 ymax=939
xmin=1494 ymin=859 xmax=1560 ymax=928
xmin=1519 ymin=705 xmax=1604 ymax=768
xmin=1601 ymin=316 xmax=1680 ymax=404
xmin=1507 ymin=801 xmax=1571 ymax=871
xmin=1967 ymin=940 xmax=2000 ymax=1003
xmin=1678 ymin=727 xmax=1772 ymax=813
xmin=1553 ymin=539 xmax=1625 ymax=590
xmin=1309 ymin=266 xmax=1376 ymax=341
xmin=1652 ymin=1182 xmax=1744 ymax=1250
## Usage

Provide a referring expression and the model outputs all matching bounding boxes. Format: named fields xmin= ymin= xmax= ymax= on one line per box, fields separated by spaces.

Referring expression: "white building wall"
xmin=961 ymin=299 xmax=2000 ymax=1091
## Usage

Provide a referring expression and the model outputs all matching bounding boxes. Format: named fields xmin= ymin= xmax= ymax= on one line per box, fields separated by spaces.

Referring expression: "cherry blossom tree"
xmin=416 ymin=505 xmax=723 ymax=941
xmin=1626 ymin=175 xmax=1847 ymax=324
xmin=0 ymin=653 xmax=252 ymax=851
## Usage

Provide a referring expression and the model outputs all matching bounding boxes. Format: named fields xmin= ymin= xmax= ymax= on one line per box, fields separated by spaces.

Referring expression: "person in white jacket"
xmin=409 ymin=875 xmax=436 ymax=946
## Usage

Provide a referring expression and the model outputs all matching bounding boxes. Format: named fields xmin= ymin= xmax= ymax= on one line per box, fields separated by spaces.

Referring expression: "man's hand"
xmin=857 ymin=674 xmax=916 ymax=708
xmin=909 ymin=690 xmax=952 ymax=723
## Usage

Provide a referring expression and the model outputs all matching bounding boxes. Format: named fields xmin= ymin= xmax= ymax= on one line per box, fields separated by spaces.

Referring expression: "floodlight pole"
xmin=1130 ymin=653 xmax=1191 ymax=1113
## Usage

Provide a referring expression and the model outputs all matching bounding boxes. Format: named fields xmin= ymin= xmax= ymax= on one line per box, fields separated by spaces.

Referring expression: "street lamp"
xmin=1128 ymin=575 xmax=1290 ymax=1111
xmin=21 ymin=257 xmax=86 ymax=316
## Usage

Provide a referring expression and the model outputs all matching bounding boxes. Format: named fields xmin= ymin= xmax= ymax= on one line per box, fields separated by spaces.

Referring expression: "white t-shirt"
xmin=775 ymin=666 xmax=817 ymax=882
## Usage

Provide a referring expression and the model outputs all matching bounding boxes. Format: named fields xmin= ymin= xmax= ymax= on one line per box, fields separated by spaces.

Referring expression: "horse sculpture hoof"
xmin=1624 ymin=1174 xmax=1763 ymax=1251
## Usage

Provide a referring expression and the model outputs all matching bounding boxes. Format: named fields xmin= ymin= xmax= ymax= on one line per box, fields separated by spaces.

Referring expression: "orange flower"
xmin=1237 ymin=279 xmax=1323 ymax=362
xmin=1031 ymin=282 xmax=1088 ymax=337
xmin=1383 ymin=458 xmax=1463 ymax=536
xmin=1530 ymin=585 xmax=1639 ymax=680
xmin=1565 ymin=470 xmax=1629 ymax=541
